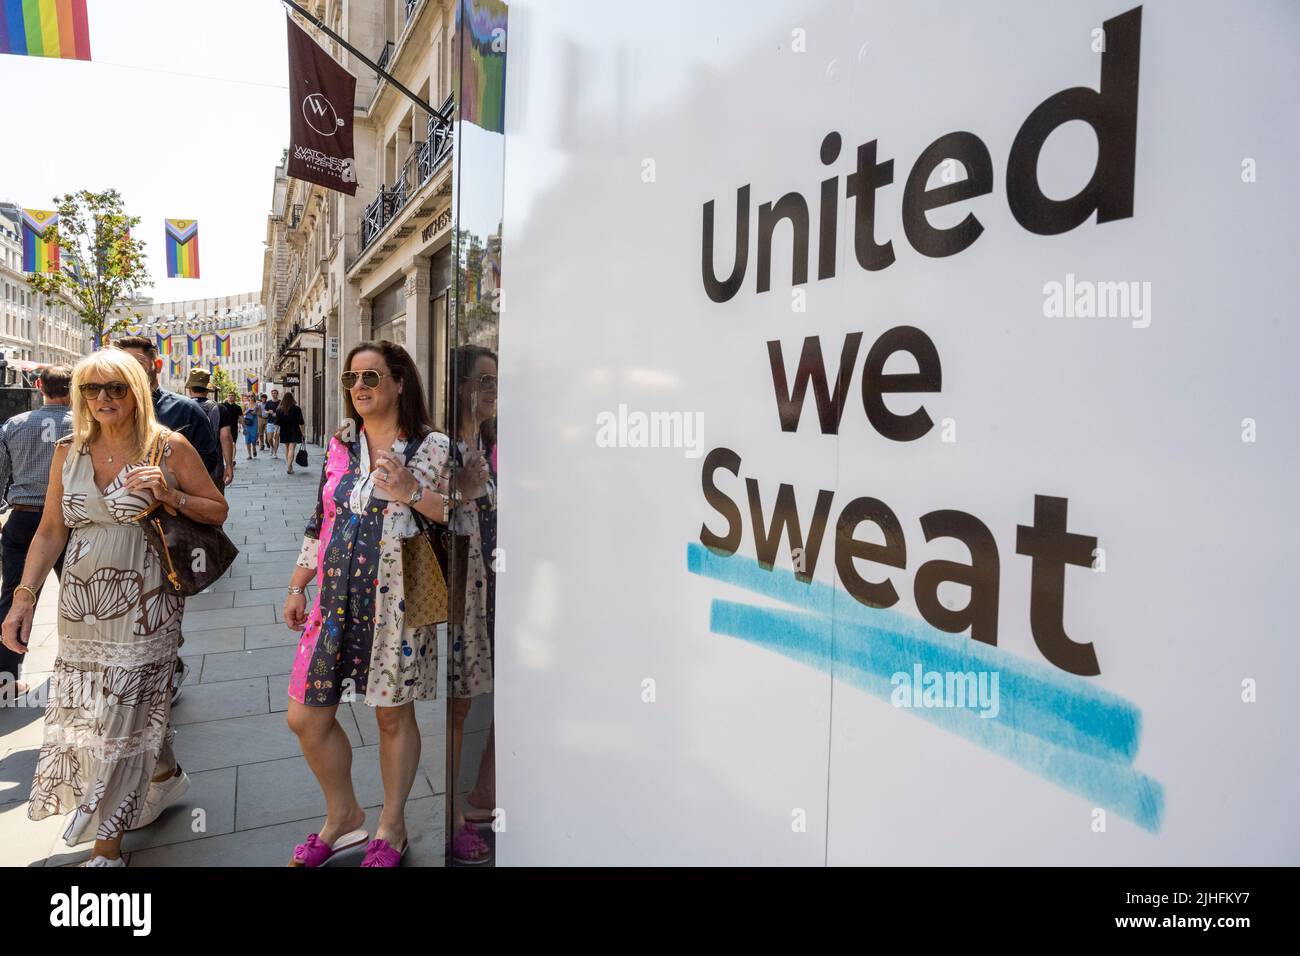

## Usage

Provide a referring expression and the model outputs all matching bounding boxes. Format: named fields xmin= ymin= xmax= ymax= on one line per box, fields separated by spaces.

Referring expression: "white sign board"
xmin=497 ymin=0 xmax=1300 ymax=864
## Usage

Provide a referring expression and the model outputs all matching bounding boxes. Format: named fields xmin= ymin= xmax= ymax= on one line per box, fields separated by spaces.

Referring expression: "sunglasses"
xmin=341 ymin=370 xmax=390 ymax=390
xmin=474 ymin=374 xmax=498 ymax=390
xmin=79 ymin=382 xmax=130 ymax=400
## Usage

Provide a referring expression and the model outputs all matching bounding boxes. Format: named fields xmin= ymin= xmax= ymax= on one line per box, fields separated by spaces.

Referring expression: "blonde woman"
xmin=0 ymin=350 xmax=228 ymax=866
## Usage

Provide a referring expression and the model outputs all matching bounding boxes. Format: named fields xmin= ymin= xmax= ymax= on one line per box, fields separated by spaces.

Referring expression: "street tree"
xmin=26 ymin=189 xmax=149 ymax=349
xmin=209 ymin=367 xmax=240 ymax=401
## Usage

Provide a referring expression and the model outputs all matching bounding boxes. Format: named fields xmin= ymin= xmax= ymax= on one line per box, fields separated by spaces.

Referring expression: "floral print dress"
xmin=449 ymin=438 xmax=496 ymax=699
xmin=28 ymin=434 xmax=184 ymax=846
xmin=289 ymin=429 xmax=448 ymax=708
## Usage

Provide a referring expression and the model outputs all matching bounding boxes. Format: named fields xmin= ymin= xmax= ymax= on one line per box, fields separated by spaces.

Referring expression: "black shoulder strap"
xmin=402 ymin=429 xmax=431 ymax=466
xmin=400 ymin=431 xmax=446 ymax=537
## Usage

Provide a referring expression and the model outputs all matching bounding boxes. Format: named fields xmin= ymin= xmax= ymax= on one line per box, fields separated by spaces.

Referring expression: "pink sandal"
xmin=464 ymin=798 xmax=495 ymax=825
xmin=290 ymin=828 xmax=369 ymax=867
xmin=361 ymin=837 xmax=408 ymax=868
xmin=449 ymin=821 xmax=492 ymax=865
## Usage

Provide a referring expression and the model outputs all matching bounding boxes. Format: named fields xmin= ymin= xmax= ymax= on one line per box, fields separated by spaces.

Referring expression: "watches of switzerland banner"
xmin=285 ymin=14 xmax=358 ymax=196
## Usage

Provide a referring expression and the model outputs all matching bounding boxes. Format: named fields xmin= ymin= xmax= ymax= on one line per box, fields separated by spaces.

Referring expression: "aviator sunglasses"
xmin=79 ymin=382 xmax=130 ymax=400
xmin=340 ymin=370 xmax=390 ymax=390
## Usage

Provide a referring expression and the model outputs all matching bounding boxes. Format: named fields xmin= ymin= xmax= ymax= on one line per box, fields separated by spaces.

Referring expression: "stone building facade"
xmin=262 ymin=0 xmax=458 ymax=437
xmin=0 ymin=204 xmax=93 ymax=374
xmin=118 ymin=292 xmax=267 ymax=394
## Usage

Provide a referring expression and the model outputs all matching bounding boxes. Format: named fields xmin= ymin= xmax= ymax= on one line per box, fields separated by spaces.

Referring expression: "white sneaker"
xmin=129 ymin=768 xmax=191 ymax=830
xmin=84 ymin=855 xmax=126 ymax=867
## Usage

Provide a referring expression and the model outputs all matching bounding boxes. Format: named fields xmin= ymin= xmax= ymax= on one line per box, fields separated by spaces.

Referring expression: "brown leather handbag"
xmin=134 ymin=434 xmax=239 ymax=596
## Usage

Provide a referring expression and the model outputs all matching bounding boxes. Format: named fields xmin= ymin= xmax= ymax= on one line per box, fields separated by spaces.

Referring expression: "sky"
xmin=0 ymin=0 xmax=293 ymax=301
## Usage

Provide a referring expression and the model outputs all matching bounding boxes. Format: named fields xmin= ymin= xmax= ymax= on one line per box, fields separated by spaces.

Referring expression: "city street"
xmin=0 ymin=442 xmax=478 ymax=867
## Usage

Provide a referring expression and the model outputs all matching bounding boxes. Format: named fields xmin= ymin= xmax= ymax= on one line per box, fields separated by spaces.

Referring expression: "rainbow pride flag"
xmin=0 ymin=0 xmax=92 ymax=60
xmin=187 ymin=334 xmax=200 ymax=358
xmin=21 ymin=208 xmax=59 ymax=273
xmin=455 ymin=0 xmax=507 ymax=133
xmin=157 ymin=333 xmax=172 ymax=357
xmin=165 ymin=219 xmax=200 ymax=279
xmin=247 ymin=376 xmax=259 ymax=394
xmin=214 ymin=332 xmax=231 ymax=358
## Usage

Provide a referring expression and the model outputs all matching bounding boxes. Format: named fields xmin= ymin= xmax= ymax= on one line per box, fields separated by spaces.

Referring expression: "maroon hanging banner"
xmin=285 ymin=15 xmax=358 ymax=195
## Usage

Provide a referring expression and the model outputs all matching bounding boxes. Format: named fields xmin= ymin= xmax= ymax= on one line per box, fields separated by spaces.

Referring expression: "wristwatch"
xmin=407 ymin=485 xmax=424 ymax=507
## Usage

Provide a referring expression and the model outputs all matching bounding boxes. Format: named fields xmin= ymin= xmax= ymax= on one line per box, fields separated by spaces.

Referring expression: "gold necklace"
xmin=99 ymin=441 xmax=130 ymax=464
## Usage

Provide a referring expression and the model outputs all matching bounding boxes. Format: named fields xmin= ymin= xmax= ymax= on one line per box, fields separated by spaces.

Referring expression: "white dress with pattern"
xmin=27 ymin=435 xmax=183 ymax=846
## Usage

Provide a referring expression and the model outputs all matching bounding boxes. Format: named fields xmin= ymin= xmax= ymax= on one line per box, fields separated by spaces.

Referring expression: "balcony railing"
xmin=376 ymin=41 xmax=394 ymax=74
xmin=406 ymin=0 xmax=420 ymax=22
xmin=360 ymin=191 xmax=392 ymax=250
xmin=359 ymin=94 xmax=455 ymax=251
xmin=285 ymin=256 xmax=307 ymax=305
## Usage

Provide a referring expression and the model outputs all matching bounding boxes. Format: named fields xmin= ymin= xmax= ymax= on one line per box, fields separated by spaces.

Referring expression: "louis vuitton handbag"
xmin=399 ymin=434 xmax=453 ymax=628
xmin=134 ymin=433 xmax=239 ymax=596
xmin=402 ymin=510 xmax=449 ymax=628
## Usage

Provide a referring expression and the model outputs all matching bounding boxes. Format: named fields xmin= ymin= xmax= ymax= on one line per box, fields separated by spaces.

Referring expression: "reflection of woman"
xmin=0 ymin=350 xmax=228 ymax=866
xmin=284 ymin=341 xmax=460 ymax=868
xmin=448 ymin=345 xmax=498 ymax=865
xmin=278 ymin=391 xmax=305 ymax=475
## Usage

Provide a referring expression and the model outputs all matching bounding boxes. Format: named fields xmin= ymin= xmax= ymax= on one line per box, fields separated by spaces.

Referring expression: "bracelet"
xmin=287 ymin=586 xmax=306 ymax=596
xmin=14 ymin=584 xmax=39 ymax=604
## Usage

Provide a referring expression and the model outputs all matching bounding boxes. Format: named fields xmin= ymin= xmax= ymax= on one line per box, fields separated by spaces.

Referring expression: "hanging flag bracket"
xmin=279 ymin=0 xmax=450 ymax=130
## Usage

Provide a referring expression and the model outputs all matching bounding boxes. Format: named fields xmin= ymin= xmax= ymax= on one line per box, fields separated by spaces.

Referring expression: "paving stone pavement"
xmin=0 ymin=442 xmax=491 ymax=867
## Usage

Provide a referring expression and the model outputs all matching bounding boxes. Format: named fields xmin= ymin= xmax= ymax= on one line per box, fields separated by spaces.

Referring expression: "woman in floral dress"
xmin=283 ymin=341 xmax=459 ymax=868
xmin=1 ymin=350 xmax=228 ymax=866
xmin=447 ymin=345 xmax=498 ymax=864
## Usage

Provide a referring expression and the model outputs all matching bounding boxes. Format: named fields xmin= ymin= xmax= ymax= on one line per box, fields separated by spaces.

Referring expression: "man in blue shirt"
xmin=114 ymin=337 xmax=223 ymax=485
xmin=0 ymin=366 xmax=72 ymax=696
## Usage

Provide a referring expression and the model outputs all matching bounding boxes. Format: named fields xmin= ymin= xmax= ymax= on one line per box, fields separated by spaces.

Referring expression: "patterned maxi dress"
xmin=28 ymin=435 xmax=184 ymax=846
xmin=449 ymin=438 xmax=496 ymax=698
xmin=289 ymin=429 xmax=448 ymax=708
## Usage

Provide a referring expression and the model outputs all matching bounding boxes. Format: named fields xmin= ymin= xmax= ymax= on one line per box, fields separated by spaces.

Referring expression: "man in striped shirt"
xmin=0 ymin=366 xmax=72 ymax=697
